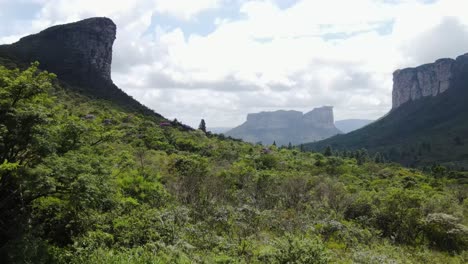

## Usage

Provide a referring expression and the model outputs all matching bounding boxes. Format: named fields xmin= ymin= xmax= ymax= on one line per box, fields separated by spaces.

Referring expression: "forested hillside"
xmin=305 ymin=54 xmax=468 ymax=169
xmin=0 ymin=61 xmax=467 ymax=263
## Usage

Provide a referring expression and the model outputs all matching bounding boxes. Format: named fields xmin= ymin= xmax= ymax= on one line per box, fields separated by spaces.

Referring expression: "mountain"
xmin=305 ymin=53 xmax=468 ymax=168
xmin=208 ymin=127 xmax=232 ymax=134
xmin=335 ymin=119 xmax=374 ymax=133
xmin=225 ymin=106 xmax=341 ymax=146
xmin=0 ymin=17 xmax=466 ymax=263
xmin=0 ymin=17 xmax=161 ymax=118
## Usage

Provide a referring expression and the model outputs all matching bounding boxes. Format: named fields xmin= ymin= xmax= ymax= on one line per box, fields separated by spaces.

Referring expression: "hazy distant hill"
xmin=305 ymin=53 xmax=468 ymax=168
xmin=226 ymin=106 xmax=341 ymax=146
xmin=208 ymin=127 xmax=231 ymax=134
xmin=335 ymin=119 xmax=374 ymax=133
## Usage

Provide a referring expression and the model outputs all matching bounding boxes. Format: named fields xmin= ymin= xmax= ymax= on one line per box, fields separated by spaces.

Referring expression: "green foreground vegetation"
xmin=0 ymin=63 xmax=467 ymax=263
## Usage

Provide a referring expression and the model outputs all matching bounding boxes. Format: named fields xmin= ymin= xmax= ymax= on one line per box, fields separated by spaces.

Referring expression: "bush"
xmin=263 ymin=234 xmax=329 ymax=264
xmin=423 ymin=213 xmax=468 ymax=252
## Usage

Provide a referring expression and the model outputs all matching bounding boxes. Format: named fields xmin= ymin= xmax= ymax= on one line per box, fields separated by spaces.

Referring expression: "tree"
xmin=272 ymin=141 xmax=276 ymax=146
xmin=374 ymin=152 xmax=383 ymax=163
xmin=324 ymin=146 xmax=332 ymax=157
xmin=288 ymin=142 xmax=293 ymax=150
xmin=355 ymin=148 xmax=369 ymax=165
xmin=0 ymin=62 xmax=55 ymax=247
xmin=198 ymin=119 xmax=206 ymax=133
xmin=0 ymin=62 xmax=55 ymax=166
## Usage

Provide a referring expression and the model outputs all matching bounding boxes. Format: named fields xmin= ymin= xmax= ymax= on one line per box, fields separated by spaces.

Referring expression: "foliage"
xmin=0 ymin=63 xmax=466 ymax=263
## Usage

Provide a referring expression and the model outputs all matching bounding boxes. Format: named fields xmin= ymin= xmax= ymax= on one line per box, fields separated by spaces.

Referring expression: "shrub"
xmin=423 ymin=213 xmax=468 ymax=252
xmin=265 ymin=234 xmax=330 ymax=264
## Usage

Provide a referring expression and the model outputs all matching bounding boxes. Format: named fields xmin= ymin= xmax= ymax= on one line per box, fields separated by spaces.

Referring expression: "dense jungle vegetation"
xmin=0 ymin=63 xmax=467 ymax=263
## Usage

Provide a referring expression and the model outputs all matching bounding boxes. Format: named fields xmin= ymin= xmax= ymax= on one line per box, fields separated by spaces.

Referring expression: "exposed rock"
xmin=392 ymin=54 xmax=468 ymax=108
xmin=245 ymin=110 xmax=303 ymax=130
xmin=0 ymin=17 xmax=162 ymax=118
xmin=303 ymin=106 xmax=335 ymax=128
xmin=226 ymin=106 xmax=341 ymax=146
xmin=0 ymin=17 xmax=115 ymax=85
xmin=305 ymin=52 xmax=468 ymax=168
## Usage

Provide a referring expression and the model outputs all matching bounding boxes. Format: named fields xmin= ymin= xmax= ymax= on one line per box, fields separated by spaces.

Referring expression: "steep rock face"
xmin=226 ymin=107 xmax=341 ymax=146
xmin=305 ymin=52 xmax=468 ymax=168
xmin=245 ymin=111 xmax=303 ymax=130
xmin=0 ymin=17 xmax=161 ymax=118
xmin=0 ymin=17 xmax=115 ymax=85
xmin=391 ymin=55 xmax=468 ymax=108
xmin=303 ymin=106 xmax=335 ymax=128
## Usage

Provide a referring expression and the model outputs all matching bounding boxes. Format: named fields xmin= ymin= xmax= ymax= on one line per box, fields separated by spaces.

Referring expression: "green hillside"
xmin=304 ymin=76 xmax=468 ymax=169
xmin=0 ymin=60 xmax=467 ymax=263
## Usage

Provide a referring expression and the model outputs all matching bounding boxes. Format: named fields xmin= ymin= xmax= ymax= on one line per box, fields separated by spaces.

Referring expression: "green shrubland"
xmin=0 ymin=63 xmax=467 ymax=263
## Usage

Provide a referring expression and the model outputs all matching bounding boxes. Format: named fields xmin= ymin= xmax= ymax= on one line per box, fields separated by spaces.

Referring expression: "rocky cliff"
xmin=392 ymin=53 xmax=468 ymax=109
xmin=0 ymin=17 xmax=160 ymax=117
xmin=0 ymin=17 xmax=115 ymax=86
xmin=226 ymin=106 xmax=341 ymax=146
xmin=305 ymin=52 xmax=468 ymax=168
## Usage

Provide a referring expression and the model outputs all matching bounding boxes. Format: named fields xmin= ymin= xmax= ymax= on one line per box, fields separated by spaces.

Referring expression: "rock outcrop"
xmin=226 ymin=106 xmax=341 ymax=146
xmin=303 ymin=106 xmax=336 ymax=128
xmin=305 ymin=52 xmax=468 ymax=168
xmin=245 ymin=110 xmax=303 ymax=130
xmin=392 ymin=53 xmax=468 ymax=109
xmin=0 ymin=17 xmax=115 ymax=85
xmin=0 ymin=17 xmax=161 ymax=118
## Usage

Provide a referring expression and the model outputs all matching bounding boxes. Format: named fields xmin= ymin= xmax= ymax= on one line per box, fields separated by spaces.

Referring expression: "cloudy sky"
xmin=1 ymin=0 xmax=468 ymax=127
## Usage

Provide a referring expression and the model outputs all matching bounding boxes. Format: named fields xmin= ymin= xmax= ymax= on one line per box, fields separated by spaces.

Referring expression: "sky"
xmin=1 ymin=0 xmax=468 ymax=128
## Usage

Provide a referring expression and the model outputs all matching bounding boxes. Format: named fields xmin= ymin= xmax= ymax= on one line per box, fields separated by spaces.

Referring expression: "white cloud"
xmin=1 ymin=0 xmax=468 ymax=127
xmin=155 ymin=0 xmax=221 ymax=20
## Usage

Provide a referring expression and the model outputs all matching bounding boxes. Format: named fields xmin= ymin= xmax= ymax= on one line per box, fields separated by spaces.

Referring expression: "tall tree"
xmin=198 ymin=119 xmax=206 ymax=133
xmin=0 ymin=62 xmax=55 ymax=246
xmin=324 ymin=146 xmax=333 ymax=157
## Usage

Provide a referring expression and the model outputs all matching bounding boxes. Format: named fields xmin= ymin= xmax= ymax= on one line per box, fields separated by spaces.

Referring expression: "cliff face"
xmin=0 ymin=17 xmax=161 ymax=118
xmin=245 ymin=111 xmax=303 ymax=130
xmin=303 ymin=106 xmax=335 ymax=128
xmin=305 ymin=52 xmax=468 ymax=168
xmin=0 ymin=17 xmax=115 ymax=85
xmin=392 ymin=54 xmax=468 ymax=109
xmin=226 ymin=106 xmax=341 ymax=146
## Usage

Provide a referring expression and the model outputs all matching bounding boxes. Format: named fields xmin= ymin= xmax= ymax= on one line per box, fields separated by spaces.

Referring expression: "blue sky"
xmin=1 ymin=0 xmax=468 ymax=127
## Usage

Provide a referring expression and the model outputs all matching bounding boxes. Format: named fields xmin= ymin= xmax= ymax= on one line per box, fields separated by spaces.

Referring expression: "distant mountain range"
xmin=212 ymin=119 xmax=373 ymax=137
xmin=335 ymin=119 xmax=374 ymax=133
xmin=225 ymin=106 xmax=341 ymax=146
xmin=305 ymin=53 xmax=468 ymax=168
xmin=208 ymin=127 xmax=231 ymax=134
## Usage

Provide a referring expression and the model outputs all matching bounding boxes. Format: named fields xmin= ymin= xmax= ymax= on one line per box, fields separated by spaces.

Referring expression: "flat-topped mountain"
xmin=305 ymin=53 xmax=468 ymax=168
xmin=226 ymin=106 xmax=341 ymax=146
xmin=0 ymin=17 xmax=160 ymax=117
